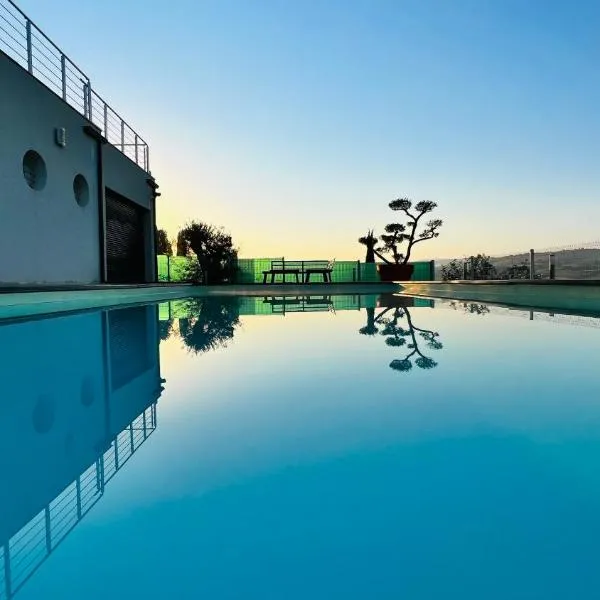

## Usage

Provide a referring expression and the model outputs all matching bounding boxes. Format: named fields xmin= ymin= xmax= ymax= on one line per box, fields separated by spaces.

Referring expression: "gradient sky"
xmin=18 ymin=0 xmax=600 ymax=260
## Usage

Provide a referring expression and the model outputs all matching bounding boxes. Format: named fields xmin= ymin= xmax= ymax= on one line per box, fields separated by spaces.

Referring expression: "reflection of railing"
xmin=0 ymin=0 xmax=149 ymax=171
xmin=0 ymin=403 xmax=157 ymax=600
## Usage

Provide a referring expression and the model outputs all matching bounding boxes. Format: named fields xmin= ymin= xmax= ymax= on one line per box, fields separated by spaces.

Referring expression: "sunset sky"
xmin=19 ymin=0 xmax=600 ymax=260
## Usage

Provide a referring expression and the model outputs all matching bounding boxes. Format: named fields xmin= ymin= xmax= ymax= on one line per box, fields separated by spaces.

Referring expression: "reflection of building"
xmin=0 ymin=305 xmax=163 ymax=599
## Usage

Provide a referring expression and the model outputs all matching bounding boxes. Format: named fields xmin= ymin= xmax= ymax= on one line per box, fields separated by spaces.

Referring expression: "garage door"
xmin=105 ymin=191 xmax=146 ymax=283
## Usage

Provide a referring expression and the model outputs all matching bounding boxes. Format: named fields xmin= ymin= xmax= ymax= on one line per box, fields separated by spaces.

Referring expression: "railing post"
xmin=76 ymin=476 xmax=82 ymax=519
xmin=103 ymin=103 xmax=108 ymax=138
xmin=167 ymin=255 xmax=171 ymax=281
xmin=470 ymin=256 xmax=476 ymax=280
xmin=357 ymin=260 xmax=361 ymax=282
xmin=529 ymin=249 xmax=535 ymax=280
xmin=135 ymin=134 xmax=139 ymax=164
xmin=44 ymin=506 xmax=52 ymax=553
xmin=120 ymin=120 xmax=125 ymax=152
xmin=87 ymin=79 xmax=92 ymax=121
xmin=26 ymin=20 xmax=33 ymax=73
xmin=4 ymin=543 xmax=12 ymax=599
xmin=61 ymin=55 xmax=67 ymax=100
xmin=83 ymin=81 xmax=89 ymax=118
xmin=549 ymin=253 xmax=555 ymax=280
xmin=463 ymin=261 xmax=468 ymax=280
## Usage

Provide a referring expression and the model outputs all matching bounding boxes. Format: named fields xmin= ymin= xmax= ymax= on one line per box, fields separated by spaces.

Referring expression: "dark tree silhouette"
xmin=372 ymin=306 xmax=443 ymax=372
xmin=359 ymin=307 xmax=379 ymax=336
xmin=177 ymin=297 xmax=240 ymax=354
xmin=176 ymin=231 xmax=190 ymax=257
xmin=500 ymin=262 xmax=530 ymax=279
xmin=155 ymin=228 xmax=172 ymax=256
xmin=358 ymin=230 xmax=379 ymax=263
xmin=378 ymin=198 xmax=442 ymax=265
xmin=441 ymin=254 xmax=497 ymax=280
xmin=178 ymin=221 xmax=238 ymax=284
xmin=159 ymin=318 xmax=174 ymax=341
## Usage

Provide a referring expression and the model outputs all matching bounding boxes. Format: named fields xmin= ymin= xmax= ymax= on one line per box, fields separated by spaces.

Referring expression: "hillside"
xmin=434 ymin=249 xmax=600 ymax=280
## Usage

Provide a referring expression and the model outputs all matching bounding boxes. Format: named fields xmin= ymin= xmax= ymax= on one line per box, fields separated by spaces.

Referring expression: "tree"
xmin=440 ymin=259 xmax=464 ymax=281
xmin=155 ymin=228 xmax=172 ymax=256
xmin=358 ymin=230 xmax=379 ymax=263
xmin=499 ymin=262 xmax=530 ymax=279
xmin=178 ymin=221 xmax=238 ymax=284
xmin=177 ymin=297 xmax=240 ymax=354
xmin=378 ymin=198 xmax=442 ymax=265
xmin=176 ymin=231 xmax=190 ymax=257
xmin=441 ymin=254 xmax=497 ymax=280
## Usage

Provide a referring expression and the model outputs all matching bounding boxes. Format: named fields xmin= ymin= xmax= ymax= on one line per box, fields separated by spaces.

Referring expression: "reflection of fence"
xmin=157 ymin=256 xmax=435 ymax=283
xmin=0 ymin=403 xmax=157 ymax=600
xmin=0 ymin=0 xmax=149 ymax=171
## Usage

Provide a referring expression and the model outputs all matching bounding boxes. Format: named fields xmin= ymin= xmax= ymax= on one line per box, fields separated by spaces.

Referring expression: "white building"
xmin=0 ymin=0 xmax=159 ymax=284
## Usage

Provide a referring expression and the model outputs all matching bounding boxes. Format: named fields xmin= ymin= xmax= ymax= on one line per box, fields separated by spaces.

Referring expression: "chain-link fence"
xmin=157 ymin=256 xmax=435 ymax=284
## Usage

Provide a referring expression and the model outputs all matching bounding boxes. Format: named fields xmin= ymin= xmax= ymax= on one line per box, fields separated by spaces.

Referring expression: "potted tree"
xmin=375 ymin=198 xmax=442 ymax=281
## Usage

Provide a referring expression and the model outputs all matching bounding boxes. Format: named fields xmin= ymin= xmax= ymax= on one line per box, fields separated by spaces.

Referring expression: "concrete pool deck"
xmin=399 ymin=280 xmax=600 ymax=314
xmin=0 ymin=282 xmax=401 ymax=321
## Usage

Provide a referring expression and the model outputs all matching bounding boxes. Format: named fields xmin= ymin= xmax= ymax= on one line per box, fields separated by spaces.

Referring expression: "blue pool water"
xmin=3 ymin=293 xmax=600 ymax=599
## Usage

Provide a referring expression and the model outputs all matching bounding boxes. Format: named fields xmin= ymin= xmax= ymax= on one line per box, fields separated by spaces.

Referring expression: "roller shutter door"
xmin=105 ymin=191 xmax=145 ymax=283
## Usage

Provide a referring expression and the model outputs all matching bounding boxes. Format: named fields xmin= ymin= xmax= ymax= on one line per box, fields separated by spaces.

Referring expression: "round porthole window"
xmin=73 ymin=174 xmax=89 ymax=207
xmin=22 ymin=150 xmax=47 ymax=190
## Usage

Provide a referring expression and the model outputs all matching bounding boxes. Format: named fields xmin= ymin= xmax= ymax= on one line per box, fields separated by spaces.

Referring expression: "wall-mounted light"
xmin=55 ymin=127 xmax=67 ymax=148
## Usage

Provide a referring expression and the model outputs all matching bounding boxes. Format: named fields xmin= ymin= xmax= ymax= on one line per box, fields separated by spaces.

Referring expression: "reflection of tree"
xmin=177 ymin=297 xmax=240 ymax=354
xmin=359 ymin=307 xmax=379 ymax=336
xmin=370 ymin=306 xmax=442 ymax=372
xmin=159 ymin=319 xmax=174 ymax=341
xmin=449 ymin=301 xmax=490 ymax=315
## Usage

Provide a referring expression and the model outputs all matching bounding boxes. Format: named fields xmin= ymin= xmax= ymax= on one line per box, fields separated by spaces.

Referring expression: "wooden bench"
xmin=304 ymin=260 xmax=334 ymax=283
xmin=262 ymin=259 xmax=334 ymax=284
xmin=262 ymin=260 xmax=302 ymax=284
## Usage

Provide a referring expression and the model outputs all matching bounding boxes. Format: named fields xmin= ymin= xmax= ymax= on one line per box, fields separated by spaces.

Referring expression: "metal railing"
xmin=0 ymin=0 xmax=149 ymax=171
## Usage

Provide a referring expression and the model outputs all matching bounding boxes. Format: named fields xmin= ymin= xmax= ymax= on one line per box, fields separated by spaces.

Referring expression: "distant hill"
xmin=434 ymin=249 xmax=600 ymax=280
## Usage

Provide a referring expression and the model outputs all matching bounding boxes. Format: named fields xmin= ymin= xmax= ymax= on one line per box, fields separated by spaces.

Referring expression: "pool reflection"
xmin=0 ymin=305 xmax=163 ymax=599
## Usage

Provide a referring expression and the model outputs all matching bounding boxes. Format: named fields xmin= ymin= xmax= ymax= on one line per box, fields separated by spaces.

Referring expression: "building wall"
xmin=0 ymin=51 xmax=157 ymax=284
xmin=103 ymin=144 xmax=157 ymax=282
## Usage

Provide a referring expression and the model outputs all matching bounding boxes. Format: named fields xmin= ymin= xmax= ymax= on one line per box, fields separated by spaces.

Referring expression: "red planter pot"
xmin=377 ymin=263 xmax=414 ymax=282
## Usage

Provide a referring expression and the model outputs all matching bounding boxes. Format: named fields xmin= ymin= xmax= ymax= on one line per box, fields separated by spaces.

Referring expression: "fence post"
xmin=103 ymin=103 xmax=108 ymax=138
xmin=529 ymin=249 xmax=535 ymax=280
xmin=26 ymin=20 xmax=33 ymax=73
xmin=167 ymin=255 xmax=171 ymax=282
xmin=463 ymin=261 xmax=468 ymax=280
xmin=470 ymin=257 xmax=476 ymax=280
xmin=549 ymin=253 xmax=555 ymax=280
xmin=357 ymin=260 xmax=361 ymax=282
xmin=120 ymin=120 xmax=125 ymax=152
xmin=135 ymin=134 xmax=139 ymax=164
xmin=61 ymin=55 xmax=67 ymax=100
xmin=429 ymin=260 xmax=435 ymax=281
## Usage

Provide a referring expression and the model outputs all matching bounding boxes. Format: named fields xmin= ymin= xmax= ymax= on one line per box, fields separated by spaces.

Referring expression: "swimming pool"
xmin=2 ymin=293 xmax=600 ymax=599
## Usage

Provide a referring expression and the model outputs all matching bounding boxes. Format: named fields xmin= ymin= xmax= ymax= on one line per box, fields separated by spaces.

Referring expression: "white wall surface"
xmin=0 ymin=51 xmax=157 ymax=284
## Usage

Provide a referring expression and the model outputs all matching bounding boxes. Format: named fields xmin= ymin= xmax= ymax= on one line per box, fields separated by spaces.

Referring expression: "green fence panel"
xmin=157 ymin=256 xmax=435 ymax=282
xmin=411 ymin=261 xmax=434 ymax=281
